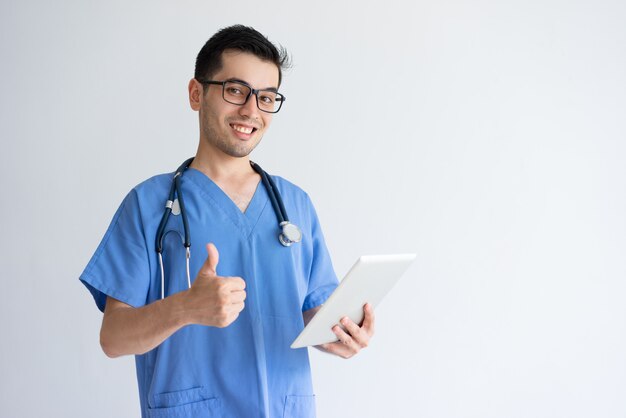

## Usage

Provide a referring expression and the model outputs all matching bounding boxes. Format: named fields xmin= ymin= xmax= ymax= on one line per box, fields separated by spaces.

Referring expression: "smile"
xmin=230 ymin=123 xmax=257 ymax=134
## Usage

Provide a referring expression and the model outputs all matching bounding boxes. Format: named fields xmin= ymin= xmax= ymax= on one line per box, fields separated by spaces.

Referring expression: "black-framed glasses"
xmin=198 ymin=79 xmax=286 ymax=113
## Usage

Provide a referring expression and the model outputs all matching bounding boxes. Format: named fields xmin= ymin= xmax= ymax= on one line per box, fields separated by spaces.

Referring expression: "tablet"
xmin=291 ymin=253 xmax=416 ymax=349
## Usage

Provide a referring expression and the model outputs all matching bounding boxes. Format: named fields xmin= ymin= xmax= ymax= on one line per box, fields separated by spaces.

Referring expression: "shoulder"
xmin=114 ymin=173 xmax=173 ymax=216
xmin=268 ymin=175 xmax=314 ymax=207
xmin=126 ymin=172 xmax=174 ymax=207
xmin=267 ymin=175 xmax=327 ymax=230
xmin=132 ymin=172 xmax=173 ymax=196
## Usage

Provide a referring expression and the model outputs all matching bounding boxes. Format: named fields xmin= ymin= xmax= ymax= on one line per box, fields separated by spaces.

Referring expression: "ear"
xmin=188 ymin=78 xmax=202 ymax=111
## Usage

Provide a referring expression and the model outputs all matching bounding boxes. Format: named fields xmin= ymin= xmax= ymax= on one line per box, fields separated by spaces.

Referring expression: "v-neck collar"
xmin=183 ymin=167 xmax=269 ymax=237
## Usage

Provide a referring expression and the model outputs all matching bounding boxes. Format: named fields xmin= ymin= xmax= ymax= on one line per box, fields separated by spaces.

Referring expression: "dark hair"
xmin=195 ymin=25 xmax=290 ymax=87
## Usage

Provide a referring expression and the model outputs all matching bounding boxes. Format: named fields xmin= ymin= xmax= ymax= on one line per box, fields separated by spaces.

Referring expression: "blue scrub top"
xmin=80 ymin=167 xmax=338 ymax=418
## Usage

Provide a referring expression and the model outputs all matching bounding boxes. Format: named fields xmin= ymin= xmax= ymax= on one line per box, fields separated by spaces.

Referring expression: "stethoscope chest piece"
xmin=279 ymin=221 xmax=302 ymax=247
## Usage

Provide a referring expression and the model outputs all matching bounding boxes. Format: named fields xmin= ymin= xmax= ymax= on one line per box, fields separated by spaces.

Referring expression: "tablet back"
xmin=291 ymin=253 xmax=416 ymax=348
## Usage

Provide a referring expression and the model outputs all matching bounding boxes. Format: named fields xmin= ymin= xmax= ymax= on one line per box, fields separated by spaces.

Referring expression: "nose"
xmin=238 ymin=92 xmax=261 ymax=119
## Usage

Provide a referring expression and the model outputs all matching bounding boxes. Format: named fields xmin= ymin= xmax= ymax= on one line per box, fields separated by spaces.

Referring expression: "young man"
xmin=80 ymin=25 xmax=374 ymax=418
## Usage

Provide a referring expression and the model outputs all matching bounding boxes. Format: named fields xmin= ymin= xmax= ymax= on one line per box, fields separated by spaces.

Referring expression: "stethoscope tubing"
xmin=155 ymin=157 xmax=300 ymax=299
xmin=251 ymin=161 xmax=290 ymax=225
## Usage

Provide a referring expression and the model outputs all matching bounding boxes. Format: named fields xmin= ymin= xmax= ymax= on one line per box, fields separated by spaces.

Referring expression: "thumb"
xmin=200 ymin=242 xmax=219 ymax=276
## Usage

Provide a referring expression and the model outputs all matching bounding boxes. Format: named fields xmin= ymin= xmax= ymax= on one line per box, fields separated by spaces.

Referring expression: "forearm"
xmin=100 ymin=292 xmax=191 ymax=358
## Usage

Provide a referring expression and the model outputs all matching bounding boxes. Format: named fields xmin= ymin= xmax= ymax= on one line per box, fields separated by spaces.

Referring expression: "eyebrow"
xmin=226 ymin=77 xmax=278 ymax=92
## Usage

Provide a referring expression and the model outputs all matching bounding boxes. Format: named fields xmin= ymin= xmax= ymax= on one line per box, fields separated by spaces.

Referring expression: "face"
xmin=189 ymin=50 xmax=280 ymax=159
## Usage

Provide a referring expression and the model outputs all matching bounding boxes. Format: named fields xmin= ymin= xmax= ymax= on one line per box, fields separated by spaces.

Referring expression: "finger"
xmin=223 ymin=276 xmax=246 ymax=290
xmin=232 ymin=301 xmax=245 ymax=313
xmin=340 ymin=317 xmax=368 ymax=346
xmin=320 ymin=340 xmax=353 ymax=358
xmin=230 ymin=290 xmax=247 ymax=304
xmin=333 ymin=325 xmax=359 ymax=352
xmin=361 ymin=303 xmax=375 ymax=334
xmin=200 ymin=243 xmax=219 ymax=276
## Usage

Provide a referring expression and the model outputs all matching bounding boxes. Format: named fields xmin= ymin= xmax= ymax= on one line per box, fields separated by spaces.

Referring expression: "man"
xmin=80 ymin=25 xmax=374 ymax=418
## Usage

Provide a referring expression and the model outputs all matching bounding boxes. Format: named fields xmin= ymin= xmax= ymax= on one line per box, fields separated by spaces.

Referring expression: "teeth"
xmin=232 ymin=124 xmax=253 ymax=134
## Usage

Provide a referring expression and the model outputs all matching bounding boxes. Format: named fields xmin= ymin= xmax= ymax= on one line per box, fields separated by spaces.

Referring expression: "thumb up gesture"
xmin=185 ymin=243 xmax=247 ymax=328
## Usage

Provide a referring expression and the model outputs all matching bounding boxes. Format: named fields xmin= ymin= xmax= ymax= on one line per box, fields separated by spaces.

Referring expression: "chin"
xmin=233 ymin=139 xmax=262 ymax=157
xmin=222 ymin=144 xmax=258 ymax=158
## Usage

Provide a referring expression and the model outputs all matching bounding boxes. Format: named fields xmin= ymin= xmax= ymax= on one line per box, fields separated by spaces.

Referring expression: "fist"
xmin=185 ymin=243 xmax=247 ymax=328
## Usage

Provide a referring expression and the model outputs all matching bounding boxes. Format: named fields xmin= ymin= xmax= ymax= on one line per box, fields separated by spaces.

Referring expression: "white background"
xmin=1 ymin=1 xmax=625 ymax=417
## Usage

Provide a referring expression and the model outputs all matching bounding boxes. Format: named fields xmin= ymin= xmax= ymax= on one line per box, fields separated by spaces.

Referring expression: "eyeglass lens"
xmin=222 ymin=81 xmax=283 ymax=113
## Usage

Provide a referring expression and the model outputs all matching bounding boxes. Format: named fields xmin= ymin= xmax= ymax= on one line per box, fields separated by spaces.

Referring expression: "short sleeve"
xmin=79 ymin=189 xmax=151 ymax=312
xmin=302 ymin=197 xmax=338 ymax=311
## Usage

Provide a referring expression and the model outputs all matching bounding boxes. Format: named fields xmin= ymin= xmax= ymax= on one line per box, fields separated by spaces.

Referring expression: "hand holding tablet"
xmin=291 ymin=253 xmax=416 ymax=349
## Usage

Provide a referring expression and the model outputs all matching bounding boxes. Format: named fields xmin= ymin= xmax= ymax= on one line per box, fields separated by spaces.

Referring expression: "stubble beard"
xmin=202 ymin=118 xmax=262 ymax=158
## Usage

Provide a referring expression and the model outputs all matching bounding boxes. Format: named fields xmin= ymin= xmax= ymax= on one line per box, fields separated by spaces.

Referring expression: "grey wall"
xmin=1 ymin=0 xmax=625 ymax=417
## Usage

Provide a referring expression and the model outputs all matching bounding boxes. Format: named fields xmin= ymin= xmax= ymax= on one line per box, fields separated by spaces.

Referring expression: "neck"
xmin=190 ymin=143 xmax=253 ymax=182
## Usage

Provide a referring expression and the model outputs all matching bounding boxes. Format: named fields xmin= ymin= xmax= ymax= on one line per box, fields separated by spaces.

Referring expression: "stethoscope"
xmin=155 ymin=157 xmax=302 ymax=299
